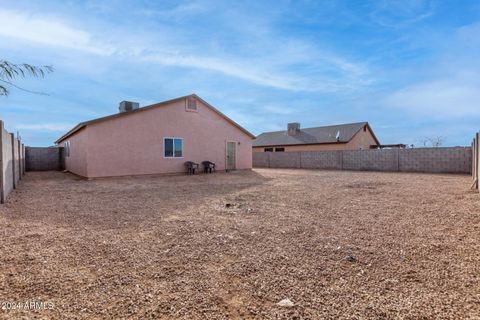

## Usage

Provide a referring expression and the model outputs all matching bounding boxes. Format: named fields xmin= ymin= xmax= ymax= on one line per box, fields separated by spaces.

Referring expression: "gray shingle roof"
xmin=253 ymin=122 xmax=371 ymax=147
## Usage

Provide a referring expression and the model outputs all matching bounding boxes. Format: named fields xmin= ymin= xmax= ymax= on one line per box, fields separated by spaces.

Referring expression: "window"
xmin=275 ymin=147 xmax=285 ymax=152
xmin=264 ymin=147 xmax=273 ymax=152
xmin=65 ymin=141 xmax=70 ymax=157
xmin=186 ymin=97 xmax=198 ymax=112
xmin=164 ymin=138 xmax=183 ymax=158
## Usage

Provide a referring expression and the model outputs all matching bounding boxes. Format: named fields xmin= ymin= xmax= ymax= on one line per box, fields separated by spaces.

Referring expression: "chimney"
xmin=287 ymin=122 xmax=300 ymax=136
xmin=119 ymin=101 xmax=139 ymax=113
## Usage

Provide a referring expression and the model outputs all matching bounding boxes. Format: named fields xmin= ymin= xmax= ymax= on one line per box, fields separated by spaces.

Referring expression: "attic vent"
xmin=186 ymin=97 xmax=198 ymax=111
xmin=119 ymin=101 xmax=139 ymax=113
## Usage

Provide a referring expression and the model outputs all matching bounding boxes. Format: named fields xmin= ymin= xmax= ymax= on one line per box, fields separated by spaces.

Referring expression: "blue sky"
xmin=1 ymin=0 xmax=479 ymax=147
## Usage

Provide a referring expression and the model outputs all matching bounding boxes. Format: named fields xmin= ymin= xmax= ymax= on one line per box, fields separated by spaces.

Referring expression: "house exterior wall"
xmin=62 ymin=98 xmax=252 ymax=178
xmin=253 ymin=126 xmax=378 ymax=153
xmin=346 ymin=126 xmax=379 ymax=149
xmin=253 ymin=142 xmax=350 ymax=153
xmin=60 ymin=128 xmax=88 ymax=177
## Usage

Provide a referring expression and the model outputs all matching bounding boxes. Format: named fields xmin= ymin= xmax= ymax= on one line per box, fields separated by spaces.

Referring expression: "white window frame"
xmin=163 ymin=137 xmax=184 ymax=158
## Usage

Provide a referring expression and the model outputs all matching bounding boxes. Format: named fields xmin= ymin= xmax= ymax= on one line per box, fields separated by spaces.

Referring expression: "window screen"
xmin=264 ymin=147 xmax=273 ymax=152
xmin=275 ymin=147 xmax=285 ymax=152
xmin=164 ymin=138 xmax=183 ymax=158
xmin=174 ymin=139 xmax=183 ymax=157
xmin=164 ymin=139 xmax=174 ymax=157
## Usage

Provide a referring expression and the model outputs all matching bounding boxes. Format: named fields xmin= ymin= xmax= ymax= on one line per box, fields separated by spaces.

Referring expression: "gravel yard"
xmin=0 ymin=169 xmax=479 ymax=319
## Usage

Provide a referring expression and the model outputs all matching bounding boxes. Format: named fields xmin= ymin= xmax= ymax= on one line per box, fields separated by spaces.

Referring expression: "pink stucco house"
xmin=55 ymin=94 xmax=254 ymax=178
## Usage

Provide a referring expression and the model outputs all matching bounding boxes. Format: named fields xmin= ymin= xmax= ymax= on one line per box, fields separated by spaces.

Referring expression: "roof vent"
xmin=186 ymin=97 xmax=198 ymax=111
xmin=287 ymin=122 xmax=300 ymax=136
xmin=119 ymin=101 xmax=139 ymax=113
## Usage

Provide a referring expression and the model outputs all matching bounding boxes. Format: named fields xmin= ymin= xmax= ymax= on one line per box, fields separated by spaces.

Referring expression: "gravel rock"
xmin=276 ymin=298 xmax=294 ymax=307
xmin=0 ymin=169 xmax=479 ymax=319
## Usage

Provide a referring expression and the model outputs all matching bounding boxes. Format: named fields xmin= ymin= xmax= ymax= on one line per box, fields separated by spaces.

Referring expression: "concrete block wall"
xmin=268 ymin=152 xmax=301 ymax=168
xmin=19 ymin=141 xmax=25 ymax=178
xmin=0 ymin=120 xmax=24 ymax=203
xmin=300 ymin=150 xmax=343 ymax=170
xmin=25 ymin=147 xmax=65 ymax=171
xmin=400 ymin=147 xmax=471 ymax=173
xmin=343 ymin=149 xmax=399 ymax=172
xmin=1 ymin=127 xmax=13 ymax=203
xmin=253 ymin=147 xmax=472 ymax=174
xmin=13 ymin=134 xmax=20 ymax=188
xmin=473 ymin=133 xmax=479 ymax=191
xmin=253 ymin=152 xmax=269 ymax=168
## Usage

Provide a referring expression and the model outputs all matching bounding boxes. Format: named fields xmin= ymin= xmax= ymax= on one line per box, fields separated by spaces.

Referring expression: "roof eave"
xmin=253 ymin=141 xmax=349 ymax=147
xmin=55 ymin=123 xmax=86 ymax=144
xmin=365 ymin=123 xmax=381 ymax=145
xmin=54 ymin=93 xmax=255 ymax=144
xmin=192 ymin=94 xmax=255 ymax=139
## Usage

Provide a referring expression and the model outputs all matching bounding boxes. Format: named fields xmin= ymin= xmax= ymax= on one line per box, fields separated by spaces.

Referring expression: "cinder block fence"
xmin=0 ymin=120 xmax=25 ymax=203
xmin=25 ymin=147 xmax=65 ymax=171
xmin=253 ymin=147 xmax=472 ymax=174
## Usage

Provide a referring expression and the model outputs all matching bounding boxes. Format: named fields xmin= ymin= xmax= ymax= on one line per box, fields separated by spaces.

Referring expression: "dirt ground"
xmin=0 ymin=169 xmax=479 ymax=319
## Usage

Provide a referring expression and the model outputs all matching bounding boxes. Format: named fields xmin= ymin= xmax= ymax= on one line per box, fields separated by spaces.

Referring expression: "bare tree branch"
xmin=0 ymin=79 xmax=50 ymax=96
xmin=419 ymin=136 xmax=445 ymax=148
xmin=0 ymin=60 xmax=53 ymax=96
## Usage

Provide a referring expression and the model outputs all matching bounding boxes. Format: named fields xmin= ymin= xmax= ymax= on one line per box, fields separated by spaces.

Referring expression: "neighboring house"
xmin=253 ymin=122 xmax=380 ymax=153
xmin=55 ymin=94 xmax=254 ymax=178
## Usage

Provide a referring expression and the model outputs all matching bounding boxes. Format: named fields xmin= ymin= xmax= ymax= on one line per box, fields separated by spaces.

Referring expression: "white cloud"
xmin=368 ymin=0 xmax=435 ymax=28
xmin=0 ymin=8 xmax=114 ymax=55
xmin=132 ymin=38 xmax=370 ymax=92
xmin=385 ymin=79 xmax=480 ymax=117
xmin=136 ymin=1 xmax=207 ymax=18
xmin=14 ymin=123 xmax=75 ymax=131
xmin=141 ymin=53 xmax=302 ymax=91
xmin=384 ymin=20 xmax=480 ymax=119
xmin=261 ymin=105 xmax=296 ymax=115
xmin=0 ymin=7 xmax=370 ymax=93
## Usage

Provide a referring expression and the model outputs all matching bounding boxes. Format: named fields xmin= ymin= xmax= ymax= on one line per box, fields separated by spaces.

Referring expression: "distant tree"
xmin=0 ymin=60 xmax=53 ymax=96
xmin=429 ymin=136 xmax=445 ymax=147
xmin=420 ymin=136 xmax=445 ymax=148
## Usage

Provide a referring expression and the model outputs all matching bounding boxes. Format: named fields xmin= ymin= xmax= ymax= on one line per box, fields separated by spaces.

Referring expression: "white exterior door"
xmin=226 ymin=141 xmax=236 ymax=171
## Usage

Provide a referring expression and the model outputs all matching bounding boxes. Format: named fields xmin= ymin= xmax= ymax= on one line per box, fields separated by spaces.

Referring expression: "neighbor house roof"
xmin=55 ymin=94 xmax=255 ymax=144
xmin=253 ymin=122 xmax=380 ymax=147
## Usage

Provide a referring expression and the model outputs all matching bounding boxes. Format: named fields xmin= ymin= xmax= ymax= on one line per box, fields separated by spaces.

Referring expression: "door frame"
xmin=225 ymin=140 xmax=237 ymax=171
